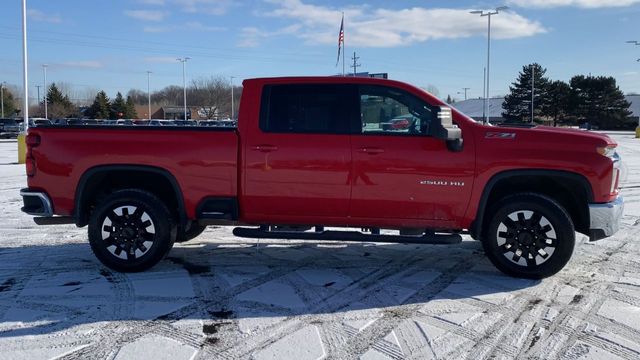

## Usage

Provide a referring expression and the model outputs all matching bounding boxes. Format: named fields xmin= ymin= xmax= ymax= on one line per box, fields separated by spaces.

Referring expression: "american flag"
xmin=336 ymin=14 xmax=344 ymax=66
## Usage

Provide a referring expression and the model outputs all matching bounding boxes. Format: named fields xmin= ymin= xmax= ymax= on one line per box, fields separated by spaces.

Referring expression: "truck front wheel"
xmin=483 ymin=193 xmax=575 ymax=279
xmin=88 ymin=189 xmax=176 ymax=272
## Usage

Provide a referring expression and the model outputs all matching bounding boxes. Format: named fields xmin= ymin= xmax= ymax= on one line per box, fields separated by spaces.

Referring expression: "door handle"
xmin=357 ymin=147 xmax=384 ymax=154
xmin=251 ymin=145 xmax=279 ymax=153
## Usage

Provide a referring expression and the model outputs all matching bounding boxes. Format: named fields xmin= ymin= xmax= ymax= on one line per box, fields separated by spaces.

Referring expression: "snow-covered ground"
xmin=1 ymin=134 xmax=639 ymax=360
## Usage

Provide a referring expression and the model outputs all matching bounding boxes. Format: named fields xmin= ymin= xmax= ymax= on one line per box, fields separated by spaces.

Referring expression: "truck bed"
xmin=27 ymin=125 xmax=239 ymax=219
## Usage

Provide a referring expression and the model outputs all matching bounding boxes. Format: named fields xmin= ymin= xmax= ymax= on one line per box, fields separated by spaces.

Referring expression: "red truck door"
xmin=350 ymin=85 xmax=475 ymax=224
xmin=242 ymin=84 xmax=357 ymax=221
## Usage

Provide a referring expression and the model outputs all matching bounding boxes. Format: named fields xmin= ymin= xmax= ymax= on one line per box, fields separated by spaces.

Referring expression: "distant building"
xmin=159 ymin=106 xmax=192 ymax=120
xmin=133 ymin=105 xmax=225 ymax=120
xmin=133 ymin=105 xmax=162 ymax=119
xmin=132 ymin=105 xmax=192 ymax=120
xmin=628 ymin=94 xmax=640 ymax=125
xmin=451 ymin=97 xmax=506 ymax=123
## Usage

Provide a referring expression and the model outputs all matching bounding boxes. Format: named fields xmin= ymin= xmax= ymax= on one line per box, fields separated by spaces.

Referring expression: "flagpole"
xmin=336 ymin=12 xmax=345 ymax=76
xmin=342 ymin=12 xmax=345 ymax=76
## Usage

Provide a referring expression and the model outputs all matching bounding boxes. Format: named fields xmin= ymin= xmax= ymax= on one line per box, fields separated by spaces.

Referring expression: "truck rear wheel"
xmin=88 ymin=189 xmax=176 ymax=272
xmin=483 ymin=193 xmax=575 ymax=279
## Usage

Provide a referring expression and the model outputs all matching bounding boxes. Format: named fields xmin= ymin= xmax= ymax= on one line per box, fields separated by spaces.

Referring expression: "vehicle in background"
xmin=173 ymin=120 xmax=197 ymax=126
xmin=0 ymin=118 xmax=20 ymax=138
xmin=66 ymin=119 xmax=99 ymax=126
xmin=380 ymin=114 xmax=417 ymax=131
xmin=198 ymin=120 xmax=237 ymax=127
xmin=51 ymin=119 xmax=69 ymax=126
xmin=29 ymin=119 xmax=52 ymax=127
xmin=219 ymin=120 xmax=237 ymax=127
xmin=116 ymin=119 xmax=134 ymax=126
xmin=197 ymin=120 xmax=218 ymax=127
xmin=146 ymin=120 xmax=181 ymax=126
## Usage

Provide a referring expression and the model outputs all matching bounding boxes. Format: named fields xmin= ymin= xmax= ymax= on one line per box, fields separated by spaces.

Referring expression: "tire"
xmin=175 ymin=223 xmax=206 ymax=243
xmin=88 ymin=189 xmax=176 ymax=272
xmin=483 ymin=193 xmax=575 ymax=279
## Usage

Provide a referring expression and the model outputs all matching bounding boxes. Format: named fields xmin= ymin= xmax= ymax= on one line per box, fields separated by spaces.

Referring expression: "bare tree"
xmin=422 ymin=84 xmax=440 ymax=98
xmin=49 ymin=82 xmax=96 ymax=107
xmin=76 ymin=87 xmax=100 ymax=107
xmin=188 ymin=76 xmax=232 ymax=119
xmin=124 ymin=75 xmax=242 ymax=119
xmin=126 ymin=89 xmax=148 ymax=105
xmin=151 ymin=85 xmax=184 ymax=106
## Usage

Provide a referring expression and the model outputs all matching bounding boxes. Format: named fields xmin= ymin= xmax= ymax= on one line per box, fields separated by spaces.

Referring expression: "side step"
xmin=33 ymin=216 xmax=75 ymax=225
xmin=232 ymin=227 xmax=462 ymax=245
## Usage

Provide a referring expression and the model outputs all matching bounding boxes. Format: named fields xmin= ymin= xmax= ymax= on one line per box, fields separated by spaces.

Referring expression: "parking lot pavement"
xmin=1 ymin=133 xmax=639 ymax=359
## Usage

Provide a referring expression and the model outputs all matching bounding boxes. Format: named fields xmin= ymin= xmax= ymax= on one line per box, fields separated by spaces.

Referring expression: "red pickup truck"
xmin=20 ymin=76 xmax=623 ymax=279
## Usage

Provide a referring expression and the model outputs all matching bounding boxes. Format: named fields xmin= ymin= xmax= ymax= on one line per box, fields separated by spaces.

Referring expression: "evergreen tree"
xmin=86 ymin=91 xmax=111 ymax=119
xmin=46 ymin=83 xmax=75 ymax=118
xmin=502 ymin=63 xmax=551 ymax=123
xmin=545 ymin=80 xmax=573 ymax=126
xmin=110 ymin=92 xmax=126 ymax=119
xmin=1 ymin=85 xmax=17 ymax=117
xmin=569 ymin=75 xmax=633 ymax=129
xmin=446 ymin=94 xmax=455 ymax=104
xmin=125 ymin=96 xmax=138 ymax=119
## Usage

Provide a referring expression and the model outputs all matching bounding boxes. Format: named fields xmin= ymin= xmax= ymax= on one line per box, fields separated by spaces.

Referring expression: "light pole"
xmin=42 ymin=64 xmax=48 ymax=120
xmin=629 ymin=41 xmax=640 ymax=137
xmin=230 ymin=76 xmax=235 ymax=120
xmin=35 ymin=85 xmax=41 ymax=116
xmin=531 ymin=64 xmax=535 ymax=124
xmin=471 ymin=6 xmax=508 ymax=124
xmin=1 ymin=82 xmax=5 ymax=118
xmin=22 ymin=0 xmax=29 ymax=132
xmin=146 ymin=71 xmax=152 ymax=120
xmin=457 ymin=87 xmax=470 ymax=100
xmin=177 ymin=57 xmax=190 ymax=121
xmin=482 ymin=67 xmax=486 ymax=121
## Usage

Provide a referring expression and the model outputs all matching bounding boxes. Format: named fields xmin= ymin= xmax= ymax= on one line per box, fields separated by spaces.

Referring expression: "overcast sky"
xmin=1 ymin=0 xmax=640 ymax=102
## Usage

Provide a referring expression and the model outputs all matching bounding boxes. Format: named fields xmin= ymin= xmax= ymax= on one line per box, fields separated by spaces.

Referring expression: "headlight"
xmin=597 ymin=145 xmax=617 ymax=158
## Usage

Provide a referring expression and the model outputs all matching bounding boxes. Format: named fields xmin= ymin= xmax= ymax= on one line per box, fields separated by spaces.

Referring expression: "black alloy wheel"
xmin=496 ymin=210 xmax=557 ymax=267
xmin=483 ymin=193 xmax=575 ymax=279
xmin=88 ymin=189 xmax=175 ymax=272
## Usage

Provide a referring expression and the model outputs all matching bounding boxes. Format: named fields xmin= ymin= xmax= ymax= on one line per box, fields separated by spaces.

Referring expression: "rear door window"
xmin=260 ymin=84 xmax=356 ymax=134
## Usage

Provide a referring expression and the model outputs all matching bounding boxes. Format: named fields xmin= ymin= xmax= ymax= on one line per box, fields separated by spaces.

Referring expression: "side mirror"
xmin=446 ymin=138 xmax=464 ymax=152
xmin=433 ymin=106 xmax=461 ymax=141
xmin=433 ymin=106 xmax=463 ymax=152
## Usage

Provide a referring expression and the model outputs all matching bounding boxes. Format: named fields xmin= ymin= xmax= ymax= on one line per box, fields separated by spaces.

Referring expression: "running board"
xmin=232 ymin=227 xmax=462 ymax=245
xmin=33 ymin=216 xmax=75 ymax=225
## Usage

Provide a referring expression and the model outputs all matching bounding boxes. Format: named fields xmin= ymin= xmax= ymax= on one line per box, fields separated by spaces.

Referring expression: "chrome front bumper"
xmin=589 ymin=196 xmax=624 ymax=241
